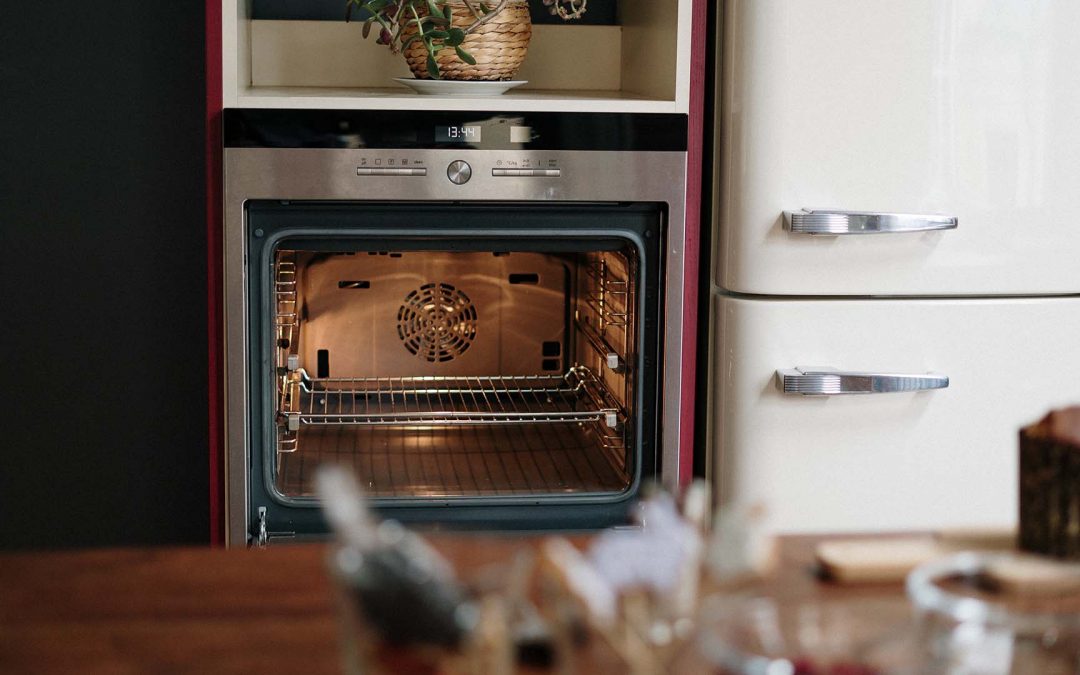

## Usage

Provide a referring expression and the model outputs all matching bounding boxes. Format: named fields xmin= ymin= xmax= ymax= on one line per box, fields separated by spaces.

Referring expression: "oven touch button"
xmin=446 ymin=160 xmax=472 ymax=185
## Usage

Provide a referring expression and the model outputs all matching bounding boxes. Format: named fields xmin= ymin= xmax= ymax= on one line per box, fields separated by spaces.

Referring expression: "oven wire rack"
xmin=277 ymin=366 xmax=622 ymax=431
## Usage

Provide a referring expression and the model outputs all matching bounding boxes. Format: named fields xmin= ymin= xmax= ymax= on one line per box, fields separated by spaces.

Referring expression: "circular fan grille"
xmin=396 ymin=283 xmax=477 ymax=362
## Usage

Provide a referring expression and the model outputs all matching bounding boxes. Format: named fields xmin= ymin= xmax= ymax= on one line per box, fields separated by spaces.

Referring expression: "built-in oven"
xmin=223 ymin=110 xmax=691 ymax=546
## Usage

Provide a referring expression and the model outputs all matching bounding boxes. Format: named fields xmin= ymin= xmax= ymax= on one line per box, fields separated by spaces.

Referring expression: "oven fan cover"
xmin=396 ymin=283 xmax=478 ymax=362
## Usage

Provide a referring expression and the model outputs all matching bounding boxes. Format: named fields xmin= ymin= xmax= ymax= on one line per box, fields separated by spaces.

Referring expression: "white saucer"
xmin=393 ymin=78 xmax=527 ymax=96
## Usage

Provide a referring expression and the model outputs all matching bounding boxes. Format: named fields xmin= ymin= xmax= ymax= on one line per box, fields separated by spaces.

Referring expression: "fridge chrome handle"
xmin=776 ymin=367 xmax=949 ymax=395
xmin=783 ymin=209 xmax=958 ymax=235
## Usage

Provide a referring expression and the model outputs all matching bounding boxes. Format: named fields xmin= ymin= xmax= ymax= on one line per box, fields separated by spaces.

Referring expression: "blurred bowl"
xmin=906 ymin=552 xmax=1080 ymax=675
xmin=697 ymin=594 xmax=917 ymax=675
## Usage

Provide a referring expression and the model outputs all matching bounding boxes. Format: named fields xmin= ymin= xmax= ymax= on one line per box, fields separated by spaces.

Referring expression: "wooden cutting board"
xmin=815 ymin=529 xmax=1017 ymax=584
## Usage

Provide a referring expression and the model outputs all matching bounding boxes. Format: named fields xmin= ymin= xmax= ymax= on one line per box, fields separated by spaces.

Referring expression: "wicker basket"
xmin=402 ymin=0 xmax=531 ymax=81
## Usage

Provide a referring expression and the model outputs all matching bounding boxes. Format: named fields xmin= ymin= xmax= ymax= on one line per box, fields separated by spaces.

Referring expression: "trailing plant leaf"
xmin=426 ymin=54 xmax=441 ymax=79
xmin=428 ymin=29 xmax=450 ymax=39
xmin=454 ymin=46 xmax=477 ymax=65
xmin=362 ymin=20 xmax=372 ymax=38
xmin=446 ymin=28 xmax=465 ymax=46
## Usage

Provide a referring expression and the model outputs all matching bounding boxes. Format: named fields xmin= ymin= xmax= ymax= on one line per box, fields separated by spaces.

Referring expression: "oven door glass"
xmin=246 ymin=202 xmax=662 ymax=524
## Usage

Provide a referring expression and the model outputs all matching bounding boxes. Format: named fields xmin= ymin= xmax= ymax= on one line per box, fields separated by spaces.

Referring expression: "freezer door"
xmin=720 ymin=0 xmax=1080 ymax=295
xmin=714 ymin=294 xmax=1080 ymax=533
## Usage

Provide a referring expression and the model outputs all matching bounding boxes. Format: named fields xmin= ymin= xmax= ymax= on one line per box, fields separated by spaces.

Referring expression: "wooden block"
xmin=817 ymin=531 xmax=1024 ymax=585
xmin=815 ymin=537 xmax=943 ymax=584
xmin=982 ymin=555 xmax=1080 ymax=595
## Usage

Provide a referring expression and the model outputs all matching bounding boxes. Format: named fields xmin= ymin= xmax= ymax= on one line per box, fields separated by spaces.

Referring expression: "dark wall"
xmin=0 ymin=2 xmax=209 ymax=548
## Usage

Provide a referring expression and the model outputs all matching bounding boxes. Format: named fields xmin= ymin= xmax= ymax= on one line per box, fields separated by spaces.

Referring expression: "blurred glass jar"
xmin=696 ymin=593 xmax=921 ymax=675
xmin=906 ymin=552 xmax=1080 ymax=675
xmin=325 ymin=537 xmax=479 ymax=675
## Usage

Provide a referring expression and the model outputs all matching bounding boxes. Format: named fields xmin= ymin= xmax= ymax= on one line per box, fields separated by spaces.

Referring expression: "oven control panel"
xmin=355 ymin=167 xmax=427 ymax=176
xmin=351 ymin=155 xmax=564 ymax=185
xmin=492 ymin=168 xmax=562 ymax=177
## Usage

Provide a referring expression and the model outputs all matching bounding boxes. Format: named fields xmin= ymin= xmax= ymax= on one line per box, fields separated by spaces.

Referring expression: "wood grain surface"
xmin=0 ymin=535 xmax=907 ymax=674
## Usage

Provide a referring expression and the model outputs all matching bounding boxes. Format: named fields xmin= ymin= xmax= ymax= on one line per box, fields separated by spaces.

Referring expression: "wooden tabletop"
xmin=0 ymin=535 xmax=907 ymax=674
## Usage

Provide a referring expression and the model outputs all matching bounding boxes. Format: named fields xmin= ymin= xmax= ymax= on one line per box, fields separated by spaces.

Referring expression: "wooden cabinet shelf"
xmin=234 ymin=85 xmax=680 ymax=113
xmin=220 ymin=2 xmax=692 ymax=112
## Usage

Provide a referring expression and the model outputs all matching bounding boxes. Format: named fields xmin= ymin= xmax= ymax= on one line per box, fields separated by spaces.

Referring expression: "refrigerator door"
xmin=714 ymin=294 xmax=1080 ymax=533
xmin=720 ymin=0 xmax=1080 ymax=296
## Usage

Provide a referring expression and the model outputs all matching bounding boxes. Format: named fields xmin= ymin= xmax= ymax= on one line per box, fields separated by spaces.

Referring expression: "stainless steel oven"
xmin=223 ymin=110 xmax=690 ymax=545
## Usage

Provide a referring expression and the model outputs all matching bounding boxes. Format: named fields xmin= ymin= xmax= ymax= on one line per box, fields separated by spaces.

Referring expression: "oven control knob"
xmin=446 ymin=160 xmax=472 ymax=185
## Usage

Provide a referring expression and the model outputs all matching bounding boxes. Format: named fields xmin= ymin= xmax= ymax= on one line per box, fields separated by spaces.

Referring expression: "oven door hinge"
xmin=254 ymin=506 xmax=296 ymax=548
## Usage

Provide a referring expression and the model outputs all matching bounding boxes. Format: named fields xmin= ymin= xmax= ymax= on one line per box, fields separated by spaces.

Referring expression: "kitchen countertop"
xmin=0 ymin=535 xmax=908 ymax=674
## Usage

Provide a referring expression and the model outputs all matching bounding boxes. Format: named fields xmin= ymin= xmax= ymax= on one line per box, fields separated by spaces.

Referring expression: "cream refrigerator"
xmin=714 ymin=0 xmax=1080 ymax=532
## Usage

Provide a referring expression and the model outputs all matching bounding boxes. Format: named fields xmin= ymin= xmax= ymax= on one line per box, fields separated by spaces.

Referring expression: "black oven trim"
xmin=224 ymin=109 xmax=688 ymax=152
xmin=244 ymin=201 xmax=664 ymax=537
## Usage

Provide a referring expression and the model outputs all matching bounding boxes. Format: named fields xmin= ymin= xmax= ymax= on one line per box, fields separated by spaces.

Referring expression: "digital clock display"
xmin=436 ymin=125 xmax=482 ymax=143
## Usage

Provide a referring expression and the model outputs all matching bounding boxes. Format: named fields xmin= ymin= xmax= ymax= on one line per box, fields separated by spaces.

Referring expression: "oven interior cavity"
xmin=271 ymin=246 xmax=638 ymax=500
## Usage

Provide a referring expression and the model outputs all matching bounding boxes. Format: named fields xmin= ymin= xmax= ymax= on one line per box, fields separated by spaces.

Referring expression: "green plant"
xmin=346 ymin=0 xmax=587 ymax=79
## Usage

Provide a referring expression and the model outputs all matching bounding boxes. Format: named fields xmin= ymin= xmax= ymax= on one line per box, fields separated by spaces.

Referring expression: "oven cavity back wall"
xmin=287 ymin=250 xmax=569 ymax=378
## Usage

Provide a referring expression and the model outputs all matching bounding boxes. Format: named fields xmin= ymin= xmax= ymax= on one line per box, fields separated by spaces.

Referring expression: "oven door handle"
xmin=776 ymin=367 xmax=949 ymax=395
xmin=783 ymin=209 xmax=958 ymax=235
